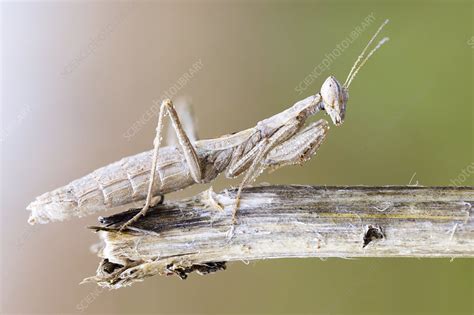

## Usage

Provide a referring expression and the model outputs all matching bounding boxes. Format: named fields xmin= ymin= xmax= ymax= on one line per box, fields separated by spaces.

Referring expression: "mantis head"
xmin=320 ymin=76 xmax=348 ymax=126
xmin=320 ymin=19 xmax=390 ymax=126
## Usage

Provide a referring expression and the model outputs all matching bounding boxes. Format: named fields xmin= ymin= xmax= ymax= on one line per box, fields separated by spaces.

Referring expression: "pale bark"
xmin=84 ymin=185 xmax=473 ymax=288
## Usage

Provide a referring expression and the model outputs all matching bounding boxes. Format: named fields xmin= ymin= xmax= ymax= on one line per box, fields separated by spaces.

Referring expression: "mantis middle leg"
xmin=231 ymin=119 xmax=329 ymax=223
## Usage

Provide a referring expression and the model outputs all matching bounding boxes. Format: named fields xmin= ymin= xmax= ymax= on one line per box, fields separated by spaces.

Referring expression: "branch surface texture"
xmin=85 ymin=185 xmax=473 ymax=288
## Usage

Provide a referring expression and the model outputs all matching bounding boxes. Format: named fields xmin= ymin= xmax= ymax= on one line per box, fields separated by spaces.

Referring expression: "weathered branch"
xmin=84 ymin=185 xmax=473 ymax=288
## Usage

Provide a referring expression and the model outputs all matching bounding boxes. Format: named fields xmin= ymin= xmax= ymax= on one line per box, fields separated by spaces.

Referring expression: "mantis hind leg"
xmin=165 ymin=97 xmax=199 ymax=145
xmin=120 ymin=99 xmax=202 ymax=231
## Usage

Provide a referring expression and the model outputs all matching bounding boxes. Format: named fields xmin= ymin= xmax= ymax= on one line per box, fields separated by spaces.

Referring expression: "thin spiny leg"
xmin=166 ymin=97 xmax=198 ymax=145
xmin=119 ymin=101 xmax=168 ymax=231
xmin=165 ymin=101 xmax=202 ymax=183
xmin=120 ymin=99 xmax=202 ymax=231
xmin=232 ymin=138 xmax=269 ymax=224
xmin=230 ymin=120 xmax=301 ymax=225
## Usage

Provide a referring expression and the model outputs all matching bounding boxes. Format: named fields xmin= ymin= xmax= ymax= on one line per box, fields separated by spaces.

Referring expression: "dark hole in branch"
xmin=363 ymin=225 xmax=384 ymax=248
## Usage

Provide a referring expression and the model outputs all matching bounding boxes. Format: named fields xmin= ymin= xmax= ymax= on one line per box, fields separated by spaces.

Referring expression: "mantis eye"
xmin=320 ymin=76 xmax=347 ymax=125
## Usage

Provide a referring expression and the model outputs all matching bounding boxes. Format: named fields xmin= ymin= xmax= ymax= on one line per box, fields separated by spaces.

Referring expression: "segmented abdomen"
xmin=27 ymin=146 xmax=195 ymax=224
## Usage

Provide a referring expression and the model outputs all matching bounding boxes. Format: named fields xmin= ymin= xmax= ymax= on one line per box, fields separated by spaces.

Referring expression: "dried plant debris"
xmin=165 ymin=262 xmax=227 ymax=280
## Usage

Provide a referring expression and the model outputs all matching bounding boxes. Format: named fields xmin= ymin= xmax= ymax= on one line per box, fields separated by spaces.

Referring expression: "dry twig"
xmin=83 ymin=185 xmax=473 ymax=288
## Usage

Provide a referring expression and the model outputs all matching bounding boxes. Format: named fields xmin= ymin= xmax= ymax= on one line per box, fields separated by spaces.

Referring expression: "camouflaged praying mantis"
xmin=27 ymin=20 xmax=389 ymax=230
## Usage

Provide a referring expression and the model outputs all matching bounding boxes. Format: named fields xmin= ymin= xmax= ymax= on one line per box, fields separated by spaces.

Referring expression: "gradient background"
xmin=1 ymin=1 xmax=473 ymax=314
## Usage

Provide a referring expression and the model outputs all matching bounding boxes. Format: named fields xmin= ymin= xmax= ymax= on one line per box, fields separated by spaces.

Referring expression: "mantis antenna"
xmin=343 ymin=19 xmax=390 ymax=89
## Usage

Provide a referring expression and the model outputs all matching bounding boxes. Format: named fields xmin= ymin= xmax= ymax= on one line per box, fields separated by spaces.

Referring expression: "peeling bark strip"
xmin=84 ymin=185 xmax=473 ymax=288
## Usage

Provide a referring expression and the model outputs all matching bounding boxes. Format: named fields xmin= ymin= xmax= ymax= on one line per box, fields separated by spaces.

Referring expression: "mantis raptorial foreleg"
xmin=120 ymin=99 xmax=202 ymax=231
xmin=264 ymin=119 xmax=329 ymax=170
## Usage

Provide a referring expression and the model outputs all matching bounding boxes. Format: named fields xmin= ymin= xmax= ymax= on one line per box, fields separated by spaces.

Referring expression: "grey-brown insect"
xmin=27 ymin=20 xmax=389 ymax=228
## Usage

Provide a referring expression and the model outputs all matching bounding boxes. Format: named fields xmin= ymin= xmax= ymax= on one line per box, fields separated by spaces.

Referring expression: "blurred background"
xmin=1 ymin=1 xmax=472 ymax=314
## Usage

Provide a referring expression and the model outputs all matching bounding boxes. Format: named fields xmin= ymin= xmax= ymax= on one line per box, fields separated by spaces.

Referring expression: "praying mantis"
xmin=27 ymin=20 xmax=389 ymax=230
